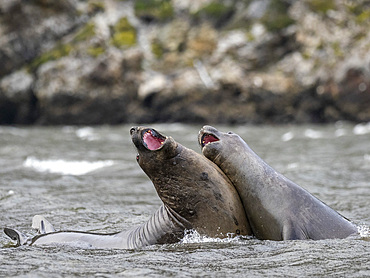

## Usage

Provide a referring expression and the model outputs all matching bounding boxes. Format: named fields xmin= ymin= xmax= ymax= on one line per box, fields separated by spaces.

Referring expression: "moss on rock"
xmin=87 ymin=1 xmax=105 ymax=14
xmin=73 ymin=22 xmax=96 ymax=43
xmin=307 ymin=0 xmax=336 ymax=15
xmin=87 ymin=45 xmax=105 ymax=57
xmin=134 ymin=0 xmax=174 ymax=22
xmin=260 ymin=0 xmax=295 ymax=32
xmin=346 ymin=1 xmax=370 ymax=23
xmin=151 ymin=40 xmax=165 ymax=58
xmin=192 ymin=1 xmax=235 ymax=27
xmin=110 ymin=17 xmax=137 ymax=48
xmin=195 ymin=2 xmax=232 ymax=18
xmin=29 ymin=43 xmax=72 ymax=71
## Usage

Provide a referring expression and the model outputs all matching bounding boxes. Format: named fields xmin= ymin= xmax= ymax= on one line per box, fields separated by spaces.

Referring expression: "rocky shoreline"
xmin=0 ymin=0 xmax=369 ymax=125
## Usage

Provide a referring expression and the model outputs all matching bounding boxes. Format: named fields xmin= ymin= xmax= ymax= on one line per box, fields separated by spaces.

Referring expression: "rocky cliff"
xmin=0 ymin=0 xmax=369 ymax=125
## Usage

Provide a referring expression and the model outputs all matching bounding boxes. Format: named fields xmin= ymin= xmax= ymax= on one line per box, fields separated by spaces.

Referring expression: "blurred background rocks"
xmin=0 ymin=0 xmax=369 ymax=125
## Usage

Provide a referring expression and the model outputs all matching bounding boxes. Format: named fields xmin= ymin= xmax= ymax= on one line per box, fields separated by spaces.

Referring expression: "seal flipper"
xmin=32 ymin=215 xmax=55 ymax=234
xmin=4 ymin=228 xmax=29 ymax=246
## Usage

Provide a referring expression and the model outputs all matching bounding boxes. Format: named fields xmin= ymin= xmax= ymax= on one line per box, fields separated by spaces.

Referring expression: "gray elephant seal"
xmin=199 ymin=125 xmax=358 ymax=240
xmin=4 ymin=205 xmax=187 ymax=249
xmin=4 ymin=127 xmax=251 ymax=249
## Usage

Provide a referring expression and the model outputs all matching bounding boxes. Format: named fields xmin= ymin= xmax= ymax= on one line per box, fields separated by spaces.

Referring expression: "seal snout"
xmin=130 ymin=127 xmax=137 ymax=135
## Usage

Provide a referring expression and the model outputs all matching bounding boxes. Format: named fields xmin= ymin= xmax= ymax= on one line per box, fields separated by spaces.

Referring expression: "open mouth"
xmin=201 ymin=133 xmax=219 ymax=147
xmin=142 ymin=129 xmax=166 ymax=150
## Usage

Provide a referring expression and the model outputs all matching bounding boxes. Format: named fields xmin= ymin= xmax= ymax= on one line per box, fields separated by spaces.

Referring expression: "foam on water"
xmin=353 ymin=122 xmax=370 ymax=135
xmin=281 ymin=131 xmax=294 ymax=142
xmin=357 ymin=225 xmax=370 ymax=238
xmin=180 ymin=229 xmax=250 ymax=244
xmin=75 ymin=127 xmax=100 ymax=141
xmin=23 ymin=156 xmax=114 ymax=175
xmin=304 ymin=129 xmax=323 ymax=139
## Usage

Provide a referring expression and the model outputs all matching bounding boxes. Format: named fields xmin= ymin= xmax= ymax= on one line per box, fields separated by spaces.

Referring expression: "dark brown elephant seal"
xmin=130 ymin=126 xmax=251 ymax=238
xmin=4 ymin=127 xmax=251 ymax=249
xmin=199 ymin=125 xmax=358 ymax=240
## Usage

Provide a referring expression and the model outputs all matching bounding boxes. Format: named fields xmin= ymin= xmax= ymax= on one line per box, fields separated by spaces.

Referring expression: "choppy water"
xmin=0 ymin=123 xmax=369 ymax=277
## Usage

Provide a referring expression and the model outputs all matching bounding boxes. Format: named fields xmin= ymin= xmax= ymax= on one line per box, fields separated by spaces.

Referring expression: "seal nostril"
xmin=130 ymin=127 xmax=136 ymax=135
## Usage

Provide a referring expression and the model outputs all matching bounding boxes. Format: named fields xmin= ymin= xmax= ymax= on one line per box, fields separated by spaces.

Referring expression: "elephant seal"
xmin=199 ymin=125 xmax=358 ymax=240
xmin=4 ymin=206 xmax=188 ymax=249
xmin=130 ymin=126 xmax=251 ymax=238
xmin=4 ymin=127 xmax=251 ymax=249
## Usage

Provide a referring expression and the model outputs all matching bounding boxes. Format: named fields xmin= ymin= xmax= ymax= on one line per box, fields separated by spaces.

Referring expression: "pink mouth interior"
xmin=202 ymin=134 xmax=219 ymax=146
xmin=143 ymin=130 xmax=165 ymax=150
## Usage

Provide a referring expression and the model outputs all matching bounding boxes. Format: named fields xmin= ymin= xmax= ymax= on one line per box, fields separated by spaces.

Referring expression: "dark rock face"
xmin=0 ymin=0 xmax=369 ymax=125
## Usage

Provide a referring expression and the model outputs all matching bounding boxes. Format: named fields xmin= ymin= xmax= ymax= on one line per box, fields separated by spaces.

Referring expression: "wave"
xmin=353 ymin=122 xmax=370 ymax=135
xmin=23 ymin=157 xmax=114 ymax=175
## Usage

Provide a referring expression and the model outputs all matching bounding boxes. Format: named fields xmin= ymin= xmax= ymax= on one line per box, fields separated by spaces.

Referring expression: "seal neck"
xmin=122 ymin=204 xmax=190 ymax=248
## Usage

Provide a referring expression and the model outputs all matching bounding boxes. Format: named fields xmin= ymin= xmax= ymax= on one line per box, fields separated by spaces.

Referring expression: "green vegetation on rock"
xmin=331 ymin=41 xmax=344 ymax=58
xmin=29 ymin=43 xmax=72 ymax=71
xmin=307 ymin=0 xmax=336 ymax=15
xmin=348 ymin=4 xmax=370 ymax=24
xmin=110 ymin=17 xmax=137 ymax=48
xmin=134 ymin=0 xmax=174 ymax=21
xmin=151 ymin=40 xmax=165 ymax=58
xmin=87 ymin=1 xmax=105 ymax=14
xmin=87 ymin=45 xmax=105 ymax=57
xmin=196 ymin=2 xmax=233 ymax=18
xmin=73 ymin=22 xmax=96 ymax=42
xmin=192 ymin=1 xmax=235 ymax=27
xmin=260 ymin=0 xmax=295 ymax=32
xmin=28 ymin=21 xmax=98 ymax=71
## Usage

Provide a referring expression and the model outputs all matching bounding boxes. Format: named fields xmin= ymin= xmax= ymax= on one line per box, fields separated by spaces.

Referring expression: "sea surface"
xmin=0 ymin=123 xmax=369 ymax=277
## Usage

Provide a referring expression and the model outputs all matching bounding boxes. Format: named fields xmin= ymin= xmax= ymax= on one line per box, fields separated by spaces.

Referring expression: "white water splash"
xmin=335 ymin=128 xmax=347 ymax=137
xmin=287 ymin=163 xmax=299 ymax=170
xmin=357 ymin=225 xmax=370 ymax=238
xmin=281 ymin=131 xmax=294 ymax=142
xmin=364 ymin=154 xmax=370 ymax=161
xmin=76 ymin=127 xmax=100 ymax=141
xmin=353 ymin=122 xmax=370 ymax=135
xmin=304 ymin=129 xmax=323 ymax=139
xmin=23 ymin=157 xmax=114 ymax=175
xmin=180 ymin=229 xmax=248 ymax=244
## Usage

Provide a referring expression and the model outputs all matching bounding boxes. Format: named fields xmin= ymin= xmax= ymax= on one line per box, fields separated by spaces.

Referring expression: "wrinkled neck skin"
xmin=28 ymin=205 xmax=188 ymax=249
xmin=140 ymin=143 xmax=220 ymax=232
xmin=205 ymin=134 xmax=277 ymax=215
